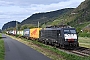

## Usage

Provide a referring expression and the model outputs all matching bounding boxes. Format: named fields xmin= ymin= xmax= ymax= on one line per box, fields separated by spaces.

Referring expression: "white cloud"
xmin=0 ymin=0 xmax=13 ymax=6
xmin=0 ymin=0 xmax=69 ymax=5
xmin=0 ymin=0 xmax=85 ymax=29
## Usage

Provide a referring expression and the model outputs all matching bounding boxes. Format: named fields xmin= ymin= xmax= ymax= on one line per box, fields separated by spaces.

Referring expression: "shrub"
xmin=79 ymin=33 xmax=90 ymax=37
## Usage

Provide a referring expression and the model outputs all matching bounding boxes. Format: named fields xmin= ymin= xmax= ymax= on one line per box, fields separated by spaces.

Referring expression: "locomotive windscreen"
xmin=64 ymin=30 xmax=76 ymax=34
xmin=64 ymin=29 xmax=77 ymax=41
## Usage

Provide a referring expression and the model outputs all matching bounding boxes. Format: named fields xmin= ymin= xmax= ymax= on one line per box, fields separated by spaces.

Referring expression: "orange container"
xmin=30 ymin=28 xmax=42 ymax=39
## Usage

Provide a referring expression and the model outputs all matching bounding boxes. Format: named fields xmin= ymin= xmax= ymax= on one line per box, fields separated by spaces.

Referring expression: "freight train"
xmin=6 ymin=26 xmax=79 ymax=49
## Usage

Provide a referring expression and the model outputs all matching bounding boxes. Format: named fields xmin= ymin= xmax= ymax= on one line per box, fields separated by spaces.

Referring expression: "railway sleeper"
xmin=72 ymin=51 xmax=90 ymax=56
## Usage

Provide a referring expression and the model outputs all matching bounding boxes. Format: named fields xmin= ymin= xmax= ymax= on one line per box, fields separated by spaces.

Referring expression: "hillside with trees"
xmin=2 ymin=21 xmax=20 ymax=30
xmin=21 ymin=8 xmax=74 ymax=26
xmin=43 ymin=0 xmax=90 ymax=32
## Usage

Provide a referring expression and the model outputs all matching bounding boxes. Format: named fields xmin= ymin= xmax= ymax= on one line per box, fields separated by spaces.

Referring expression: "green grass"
xmin=79 ymin=32 xmax=90 ymax=37
xmin=79 ymin=37 xmax=90 ymax=48
xmin=0 ymin=34 xmax=5 ymax=60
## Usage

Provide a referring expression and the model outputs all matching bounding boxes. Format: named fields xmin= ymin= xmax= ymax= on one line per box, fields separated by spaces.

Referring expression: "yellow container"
xmin=30 ymin=28 xmax=42 ymax=39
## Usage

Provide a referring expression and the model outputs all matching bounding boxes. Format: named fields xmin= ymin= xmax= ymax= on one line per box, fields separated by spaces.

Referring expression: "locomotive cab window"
xmin=64 ymin=29 xmax=76 ymax=34
xmin=64 ymin=30 xmax=70 ymax=34
xmin=70 ymin=30 xmax=76 ymax=34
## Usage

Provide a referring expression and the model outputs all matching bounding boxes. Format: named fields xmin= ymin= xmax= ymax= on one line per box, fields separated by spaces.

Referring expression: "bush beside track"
xmin=7 ymin=34 xmax=90 ymax=60
xmin=0 ymin=34 xmax=5 ymax=60
xmin=79 ymin=33 xmax=90 ymax=37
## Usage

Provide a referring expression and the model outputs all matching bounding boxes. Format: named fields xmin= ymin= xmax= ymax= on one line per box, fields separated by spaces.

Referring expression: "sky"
xmin=0 ymin=0 xmax=85 ymax=29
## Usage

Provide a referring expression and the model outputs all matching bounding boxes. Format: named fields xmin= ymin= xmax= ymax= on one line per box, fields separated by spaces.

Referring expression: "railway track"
xmin=42 ymin=43 xmax=90 ymax=57
xmin=61 ymin=47 xmax=90 ymax=57
xmin=72 ymin=47 xmax=90 ymax=56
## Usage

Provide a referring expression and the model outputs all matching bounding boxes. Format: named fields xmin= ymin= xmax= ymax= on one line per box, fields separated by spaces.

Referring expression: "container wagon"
xmin=23 ymin=29 xmax=30 ymax=39
xmin=30 ymin=28 xmax=42 ymax=40
xmin=17 ymin=31 xmax=20 ymax=35
xmin=17 ymin=30 xmax=24 ymax=37
xmin=8 ymin=30 xmax=16 ymax=35
xmin=19 ymin=31 xmax=24 ymax=36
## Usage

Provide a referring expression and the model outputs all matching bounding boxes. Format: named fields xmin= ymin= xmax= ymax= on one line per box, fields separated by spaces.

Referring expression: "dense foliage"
xmin=79 ymin=32 xmax=90 ymax=37
xmin=21 ymin=8 xmax=74 ymax=26
xmin=20 ymin=24 xmax=37 ymax=30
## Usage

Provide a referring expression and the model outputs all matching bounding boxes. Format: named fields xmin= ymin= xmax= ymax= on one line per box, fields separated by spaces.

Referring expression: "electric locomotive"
xmin=39 ymin=26 xmax=79 ymax=49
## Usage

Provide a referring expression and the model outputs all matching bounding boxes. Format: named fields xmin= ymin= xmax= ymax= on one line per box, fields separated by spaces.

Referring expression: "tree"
xmin=20 ymin=24 xmax=37 ymax=30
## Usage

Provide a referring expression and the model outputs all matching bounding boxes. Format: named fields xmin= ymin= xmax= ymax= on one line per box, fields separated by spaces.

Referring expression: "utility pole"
xmin=16 ymin=20 xmax=18 ymax=35
xmin=38 ymin=21 xmax=39 ymax=28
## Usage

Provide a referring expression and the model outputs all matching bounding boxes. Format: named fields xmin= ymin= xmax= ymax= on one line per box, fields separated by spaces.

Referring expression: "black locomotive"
xmin=39 ymin=27 xmax=79 ymax=49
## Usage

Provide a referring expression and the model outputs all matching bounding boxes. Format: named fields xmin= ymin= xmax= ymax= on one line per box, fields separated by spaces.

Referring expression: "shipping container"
xmin=17 ymin=31 xmax=20 ymax=35
xmin=23 ymin=29 xmax=30 ymax=38
xmin=12 ymin=30 xmax=16 ymax=35
xmin=17 ymin=31 xmax=23 ymax=36
xmin=30 ymin=28 xmax=42 ymax=39
xmin=19 ymin=31 xmax=24 ymax=36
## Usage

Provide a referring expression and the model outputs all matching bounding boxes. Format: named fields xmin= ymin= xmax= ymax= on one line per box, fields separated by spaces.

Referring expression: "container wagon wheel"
xmin=59 ymin=44 xmax=62 ymax=49
xmin=51 ymin=42 xmax=54 ymax=46
xmin=45 ymin=41 xmax=48 ymax=45
xmin=26 ymin=37 xmax=29 ymax=40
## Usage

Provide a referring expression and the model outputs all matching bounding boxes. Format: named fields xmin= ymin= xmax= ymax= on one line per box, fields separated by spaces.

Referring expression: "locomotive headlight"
xmin=46 ymin=39 xmax=48 ymax=41
xmin=59 ymin=34 xmax=60 ymax=36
